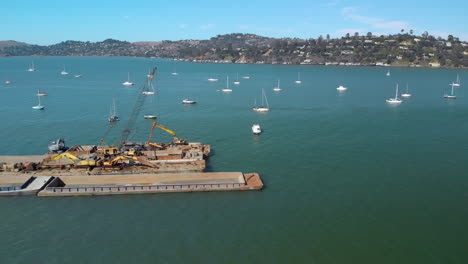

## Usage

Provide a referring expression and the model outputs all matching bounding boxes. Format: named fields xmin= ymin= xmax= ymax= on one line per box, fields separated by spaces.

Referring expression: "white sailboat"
xmin=37 ymin=89 xmax=47 ymax=96
xmin=5 ymin=81 xmax=11 ymax=84
xmin=444 ymin=83 xmax=457 ymax=99
xmin=401 ymin=84 xmax=412 ymax=98
xmin=252 ymin=124 xmax=262 ymax=134
xmin=222 ymin=76 xmax=232 ymax=92
xmin=386 ymin=70 xmax=391 ymax=76
xmin=142 ymin=82 xmax=155 ymax=95
xmin=295 ymin=72 xmax=302 ymax=84
xmin=60 ymin=65 xmax=69 ymax=75
xmin=208 ymin=78 xmax=219 ymax=82
xmin=27 ymin=61 xmax=36 ymax=72
xmin=253 ymin=89 xmax=270 ymax=112
xmin=171 ymin=64 xmax=178 ymax=75
xmin=122 ymin=72 xmax=134 ymax=86
xmin=386 ymin=84 xmax=402 ymax=104
xmin=233 ymin=73 xmax=240 ymax=85
xmin=108 ymin=99 xmax=119 ymax=122
xmin=32 ymin=94 xmax=45 ymax=110
xmin=336 ymin=85 xmax=348 ymax=92
xmin=242 ymin=76 xmax=250 ymax=79
xmin=273 ymin=80 xmax=282 ymax=91
xmin=74 ymin=74 xmax=83 ymax=78
xmin=144 ymin=114 xmax=158 ymax=119
xmin=452 ymin=74 xmax=460 ymax=87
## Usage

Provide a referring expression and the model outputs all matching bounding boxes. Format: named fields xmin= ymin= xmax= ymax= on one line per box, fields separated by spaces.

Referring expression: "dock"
xmin=0 ymin=172 xmax=263 ymax=197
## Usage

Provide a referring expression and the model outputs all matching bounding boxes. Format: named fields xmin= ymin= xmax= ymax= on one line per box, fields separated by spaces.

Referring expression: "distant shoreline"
xmin=1 ymin=55 xmax=466 ymax=70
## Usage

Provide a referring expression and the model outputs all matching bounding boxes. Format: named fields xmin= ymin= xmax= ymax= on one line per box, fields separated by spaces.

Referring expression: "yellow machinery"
xmin=147 ymin=121 xmax=186 ymax=147
xmin=102 ymin=155 xmax=157 ymax=168
xmin=44 ymin=152 xmax=96 ymax=167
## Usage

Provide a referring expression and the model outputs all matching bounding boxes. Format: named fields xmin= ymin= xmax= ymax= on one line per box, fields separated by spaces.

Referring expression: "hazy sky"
xmin=2 ymin=0 xmax=467 ymax=45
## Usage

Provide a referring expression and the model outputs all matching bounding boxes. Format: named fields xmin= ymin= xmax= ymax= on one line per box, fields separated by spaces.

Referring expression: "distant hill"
xmin=0 ymin=40 xmax=29 ymax=48
xmin=0 ymin=33 xmax=467 ymax=68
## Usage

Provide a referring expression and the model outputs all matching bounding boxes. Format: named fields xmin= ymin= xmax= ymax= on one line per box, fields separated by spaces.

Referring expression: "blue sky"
xmin=2 ymin=0 xmax=467 ymax=45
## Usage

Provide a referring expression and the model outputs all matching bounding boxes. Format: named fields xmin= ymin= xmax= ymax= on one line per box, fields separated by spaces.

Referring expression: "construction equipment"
xmin=42 ymin=152 xmax=96 ymax=167
xmin=102 ymin=155 xmax=157 ymax=168
xmin=147 ymin=121 xmax=187 ymax=147
xmin=120 ymin=67 xmax=157 ymax=145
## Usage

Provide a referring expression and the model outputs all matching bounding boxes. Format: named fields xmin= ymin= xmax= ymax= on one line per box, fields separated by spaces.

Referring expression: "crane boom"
xmin=120 ymin=67 xmax=157 ymax=145
xmin=147 ymin=121 xmax=186 ymax=145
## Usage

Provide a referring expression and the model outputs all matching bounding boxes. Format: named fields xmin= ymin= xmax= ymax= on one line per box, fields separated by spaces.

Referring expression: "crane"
xmin=119 ymin=67 xmax=157 ymax=145
xmin=146 ymin=121 xmax=186 ymax=147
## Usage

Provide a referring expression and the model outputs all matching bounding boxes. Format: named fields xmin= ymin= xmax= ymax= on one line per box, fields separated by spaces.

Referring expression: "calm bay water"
xmin=0 ymin=57 xmax=467 ymax=263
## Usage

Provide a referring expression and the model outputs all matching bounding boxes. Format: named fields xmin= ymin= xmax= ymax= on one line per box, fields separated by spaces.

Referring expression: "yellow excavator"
xmin=43 ymin=152 xmax=96 ymax=167
xmin=102 ymin=154 xmax=157 ymax=167
xmin=146 ymin=121 xmax=186 ymax=148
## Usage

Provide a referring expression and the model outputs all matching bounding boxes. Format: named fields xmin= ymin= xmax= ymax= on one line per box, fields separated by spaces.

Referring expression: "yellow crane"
xmin=43 ymin=152 xmax=96 ymax=167
xmin=146 ymin=121 xmax=186 ymax=147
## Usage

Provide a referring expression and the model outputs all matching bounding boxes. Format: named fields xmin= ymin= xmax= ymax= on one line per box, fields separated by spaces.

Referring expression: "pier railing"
xmin=42 ymin=182 xmax=245 ymax=194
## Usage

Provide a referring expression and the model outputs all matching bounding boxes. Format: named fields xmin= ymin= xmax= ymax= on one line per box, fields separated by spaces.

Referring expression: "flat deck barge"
xmin=0 ymin=172 xmax=263 ymax=197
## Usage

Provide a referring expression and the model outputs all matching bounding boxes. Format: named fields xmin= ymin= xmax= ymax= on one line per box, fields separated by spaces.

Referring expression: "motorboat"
xmin=336 ymin=85 xmax=348 ymax=92
xmin=182 ymin=99 xmax=197 ymax=104
xmin=252 ymin=124 xmax=262 ymax=134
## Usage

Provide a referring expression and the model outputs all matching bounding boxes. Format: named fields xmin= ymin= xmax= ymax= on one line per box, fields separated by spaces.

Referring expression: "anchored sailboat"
xmin=108 ymin=99 xmax=120 ymax=122
xmin=32 ymin=94 xmax=45 ymax=110
xmin=401 ymin=83 xmax=412 ymax=98
xmin=122 ymin=72 xmax=135 ymax=86
xmin=386 ymin=84 xmax=402 ymax=104
xmin=295 ymin=72 xmax=302 ymax=84
xmin=253 ymin=89 xmax=270 ymax=112
xmin=37 ymin=89 xmax=47 ymax=96
xmin=222 ymin=76 xmax=232 ymax=92
xmin=60 ymin=65 xmax=69 ymax=75
xmin=27 ymin=61 xmax=36 ymax=72
xmin=444 ymin=83 xmax=457 ymax=99
xmin=273 ymin=80 xmax=282 ymax=91
xmin=452 ymin=74 xmax=461 ymax=87
xmin=233 ymin=73 xmax=240 ymax=85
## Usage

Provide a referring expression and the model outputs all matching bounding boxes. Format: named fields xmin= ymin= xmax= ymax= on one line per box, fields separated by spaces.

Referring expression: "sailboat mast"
xmin=395 ymin=84 xmax=399 ymax=99
xmin=451 ymin=83 xmax=454 ymax=95
xmin=227 ymin=76 xmax=229 ymax=89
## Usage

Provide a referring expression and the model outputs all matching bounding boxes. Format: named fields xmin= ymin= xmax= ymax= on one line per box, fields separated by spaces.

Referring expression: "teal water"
xmin=0 ymin=57 xmax=467 ymax=263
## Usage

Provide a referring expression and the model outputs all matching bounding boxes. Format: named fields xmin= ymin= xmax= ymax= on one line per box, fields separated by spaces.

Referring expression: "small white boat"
xmin=32 ymin=94 xmax=45 ymax=110
xmin=144 ymin=114 xmax=157 ymax=119
xmin=386 ymin=70 xmax=390 ymax=76
xmin=27 ymin=61 xmax=36 ymax=72
xmin=401 ymin=84 xmax=411 ymax=98
xmin=171 ymin=64 xmax=178 ymax=75
xmin=386 ymin=84 xmax=403 ymax=104
xmin=242 ymin=76 xmax=250 ymax=79
xmin=171 ymin=72 xmax=179 ymax=75
xmin=108 ymin=99 xmax=119 ymax=122
xmin=208 ymin=78 xmax=219 ymax=82
xmin=444 ymin=83 xmax=457 ymax=99
xmin=452 ymin=74 xmax=460 ymax=87
xmin=74 ymin=75 xmax=83 ymax=78
xmin=253 ymin=89 xmax=270 ymax=112
xmin=122 ymin=72 xmax=134 ymax=86
xmin=295 ymin=72 xmax=302 ymax=84
xmin=336 ymin=85 xmax=348 ymax=92
xmin=37 ymin=89 xmax=47 ymax=96
xmin=233 ymin=73 xmax=240 ymax=85
xmin=5 ymin=81 xmax=11 ymax=84
xmin=222 ymin=76 xmax=233 ymax=92
xmin=273 ymin=80 xmax=282 ymax=91
xmin=60 ymin=65 xmax=69 ymax=75
xmin=182 ymin=99 xmax=197 ymax=104
xmin=252 ymin=124 xmax=262 ymax=134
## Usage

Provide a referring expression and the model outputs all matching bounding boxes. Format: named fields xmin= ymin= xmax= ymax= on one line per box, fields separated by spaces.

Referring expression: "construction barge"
xmin=0 ymin=67 xmax=264 ymax=196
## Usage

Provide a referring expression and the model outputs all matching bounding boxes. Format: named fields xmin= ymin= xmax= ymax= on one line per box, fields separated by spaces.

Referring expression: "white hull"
xmin=27 ymin=69 xmax=35 ymax=72
xmin=208 ymin=78 xmax=218 ymax=82
xmin=144 ymin=115 xmax=158 ymax=119
xmin=452 ymin=83 xmax=460 ymax=87
xmin=142 ymin=91 xmax=154 ymax=95
xmin=5 ymin=81 xmax=11 ymax=84
xmin=222 ymin=89 xmax=232 ymax=92
xmin=444 ymin=95 xmax=456 ymax=99
xmin=295 ymin=81 xmax=302 ymax=84
xmin=61 ymin=71 xmax=69 ymax=75
xmin=386 ymin=99 xmax=402 ymax=104
xmin=74 ymin=75 xmax=83 ymax=78
xmin=336 ymin=86 xmax=347 ymax=91
xmin=182 ymin=99 xmax=197 ymax=104
xmin=122 ymin=82 xmax=134 ymax=86
xmin=37 ymin=93 xmax=47 ymax=97
xmin=273 ymin=88 xmax=282 ymax=91
xmin=253 ymin=107 xmax=269 ymax=112
xmin=233 ymin=81 xmax=240 ymax=85
xmin=242 ymin=76 xmax=250 ymax=79
xmin=171 ymin=72 xmax=179 ymax=75
xmin=32 ymin=105 xmax=44 ymax=110
xmin=401 ymin=93 xmax=411 ymax=97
